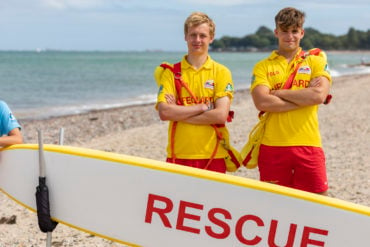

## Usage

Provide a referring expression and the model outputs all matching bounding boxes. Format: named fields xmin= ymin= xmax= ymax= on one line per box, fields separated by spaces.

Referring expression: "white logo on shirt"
xmin=204 ymin=80 xmax=215 ymax=89
xmin=9 ymin=113 xmax=16 ymax=121
xmin=298 ymin=66 xmax=311 ymax=74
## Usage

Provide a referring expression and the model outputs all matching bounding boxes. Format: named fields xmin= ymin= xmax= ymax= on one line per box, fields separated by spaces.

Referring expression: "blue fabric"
xmin=0 ymin=100 xmax=21 ymax=136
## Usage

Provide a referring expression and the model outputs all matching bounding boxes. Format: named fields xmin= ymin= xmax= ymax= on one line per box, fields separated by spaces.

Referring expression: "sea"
xmin=1 ymin=50 xmax=369 ymax=120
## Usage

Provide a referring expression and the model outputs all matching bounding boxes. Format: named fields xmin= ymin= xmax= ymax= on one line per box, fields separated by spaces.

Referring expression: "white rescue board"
xmin=0 ymin=144 xmax=369 ymax=247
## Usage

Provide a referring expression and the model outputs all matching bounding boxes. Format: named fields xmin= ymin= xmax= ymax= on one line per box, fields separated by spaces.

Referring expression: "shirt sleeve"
xmin=250 ymin=61 xmax=271 ymax=92
xmin=0 ymin=101 xmax=21 ymax=136
xmin=214 ymin=65 xmax=234 ymax=101
xmin=155 ymin=69 xmax=176 ymax=109
xmin=309 ymin=55 xmax=332 ymax=84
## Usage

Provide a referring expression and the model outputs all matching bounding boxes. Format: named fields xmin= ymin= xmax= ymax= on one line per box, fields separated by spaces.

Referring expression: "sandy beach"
xmin=1 ymin=73 xmax=369 ymax=246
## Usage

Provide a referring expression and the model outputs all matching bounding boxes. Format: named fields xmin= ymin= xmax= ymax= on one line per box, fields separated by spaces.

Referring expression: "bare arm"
xmin=270 ymin=76 xmax=330 ymax=106
xmin=157 ymin=95 xmax=208 ymax=121
xmin=183 ymin=96 xmax=231 ymax=125
xmin=159 ymin=94 xmax=230 ymax=125
xmin=252 ymin=85 xmax=299 ymax=113
xmin=0 ymin=128 xmax=23 ymax=147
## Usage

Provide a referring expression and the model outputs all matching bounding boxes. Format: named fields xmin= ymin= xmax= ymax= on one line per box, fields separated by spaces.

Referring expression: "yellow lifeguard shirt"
xmin=156 ymin=56 xmax=234 ymax=159
xmin=250 ymin=49 xmax=332 ymax=147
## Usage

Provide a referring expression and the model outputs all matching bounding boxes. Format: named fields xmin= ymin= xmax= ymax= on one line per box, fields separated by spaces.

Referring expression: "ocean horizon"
xmin=1 ymin=50 xmax=369 ymax=120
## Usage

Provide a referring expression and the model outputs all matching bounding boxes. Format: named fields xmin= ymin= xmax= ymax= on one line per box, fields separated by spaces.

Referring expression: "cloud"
xmin=177 ymin=0 xmax=260 ymax=6
xmin=179 ymin=0 xmax=370 ymax=7
xmin=39 ymin=0 xmax=136 ymax=10
xmin=41 ymin=0 xmax=105 ymax=9
xmin=39 ymin=0 xmax=259 ymax=10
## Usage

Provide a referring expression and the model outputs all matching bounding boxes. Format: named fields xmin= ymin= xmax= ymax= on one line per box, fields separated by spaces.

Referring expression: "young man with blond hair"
xmin=156 ymin=12 xmax=235 ymax=173
xmin=249 ymin=7 xmax=331 ymax=194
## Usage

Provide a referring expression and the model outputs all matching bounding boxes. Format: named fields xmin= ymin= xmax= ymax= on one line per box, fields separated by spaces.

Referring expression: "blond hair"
xmin=275 ymin=7 xmax=305 ymax=30
xmin=184 ymin=12 xmax=215 ymax=38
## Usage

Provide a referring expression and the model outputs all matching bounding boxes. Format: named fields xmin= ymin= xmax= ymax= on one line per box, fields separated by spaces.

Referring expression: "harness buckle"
xmin=174 ymin=72 xmax=182 ymax=80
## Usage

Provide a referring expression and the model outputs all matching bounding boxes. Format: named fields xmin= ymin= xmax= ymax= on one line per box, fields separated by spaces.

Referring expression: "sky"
xmin=1 ymin=0 xmax=369 ymax=51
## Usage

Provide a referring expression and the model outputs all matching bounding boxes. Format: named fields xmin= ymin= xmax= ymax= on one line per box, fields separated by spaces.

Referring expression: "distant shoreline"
xmin=16 ymin=73 xmax=369 ymax=122
xmin=7 ymin=50 xmax=370 ymax=122
xmin=209 ymin=49 xmax=370 ymax=53
xmin=0 ymin=49 xmax=370 ymax=53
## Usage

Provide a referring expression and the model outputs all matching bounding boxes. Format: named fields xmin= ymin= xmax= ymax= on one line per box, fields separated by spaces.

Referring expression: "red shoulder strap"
xmin=163 ymin=61 xmax=236 ymax=167
xmin=161 ymin=62 xmax=182 ymax=162
xmin=160 ymin=63 xmax=175 ymax=73
xmin=258 ymin=51 xmax=305 ymax=118
xmin=307 ymin=48 xmax=321 ymax=56
xmin=160 ymin=62 xmax=183 ymax=105
xmin=173 ymin=62 xmax=182 ymax=105
xmin=304 ymin=48 xmax=332 ymax=104
xmin=258 ymin=48 xmax=331 ymax=118
xmin=283 ymin=50 xmax=306 ymax=90
xmin=173 ymin=62 xmax=181 ymax=74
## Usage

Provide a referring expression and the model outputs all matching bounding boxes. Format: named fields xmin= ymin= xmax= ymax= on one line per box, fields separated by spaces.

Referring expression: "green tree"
xmin=347 ymin=27 xmax=360 ymax=49
xmin=210 ymin=26 xmax=369 ymax=51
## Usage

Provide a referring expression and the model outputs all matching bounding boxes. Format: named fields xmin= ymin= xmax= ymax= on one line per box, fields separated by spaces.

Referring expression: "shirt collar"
xmin=268 ymin=48 xmax=303 ymax=61
xmin=181 ymin=55 xmax=213 ymax=70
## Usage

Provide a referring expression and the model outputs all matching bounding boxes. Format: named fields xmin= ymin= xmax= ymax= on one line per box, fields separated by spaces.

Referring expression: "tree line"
xmin=211 ymin=26 xmax=370 ymax=51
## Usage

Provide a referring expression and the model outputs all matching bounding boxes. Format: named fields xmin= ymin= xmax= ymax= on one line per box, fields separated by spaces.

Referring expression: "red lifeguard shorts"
xmin=258 ymin=145 xmax=328 ymax=193
xmin=166 ymin=158 xmax=226 ymax=174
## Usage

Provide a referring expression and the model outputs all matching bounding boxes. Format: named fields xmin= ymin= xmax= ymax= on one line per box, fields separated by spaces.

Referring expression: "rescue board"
xmin=0 ymin=144 xmax=369 ymax=247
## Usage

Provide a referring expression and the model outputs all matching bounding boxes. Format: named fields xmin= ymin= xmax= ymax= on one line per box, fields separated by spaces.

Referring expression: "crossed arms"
xmin=158 ymin=95 xmax=231 ymax=125
xmin=252 ymin=76 xmax=330 ymax=113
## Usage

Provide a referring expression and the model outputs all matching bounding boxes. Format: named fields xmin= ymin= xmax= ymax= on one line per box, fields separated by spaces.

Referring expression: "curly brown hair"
xmin=275 ymin=7 xmax=305 ymax=30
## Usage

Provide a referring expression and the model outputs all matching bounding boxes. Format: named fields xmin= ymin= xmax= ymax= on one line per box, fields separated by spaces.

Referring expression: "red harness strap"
xmin=258 ymin=51 xmax=305 ymax=118
xmin=161 ymin=62 xmax=235 ymax=170
xmin=160 ymin=63 xmax=182 ymax=162
xmin=245 ymin=49 xmax=332 ymax=166
xmin=301 ymin=49 xmax=332 ymax=104
xmin=258 ymin=49 xmax=332 ymax=118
